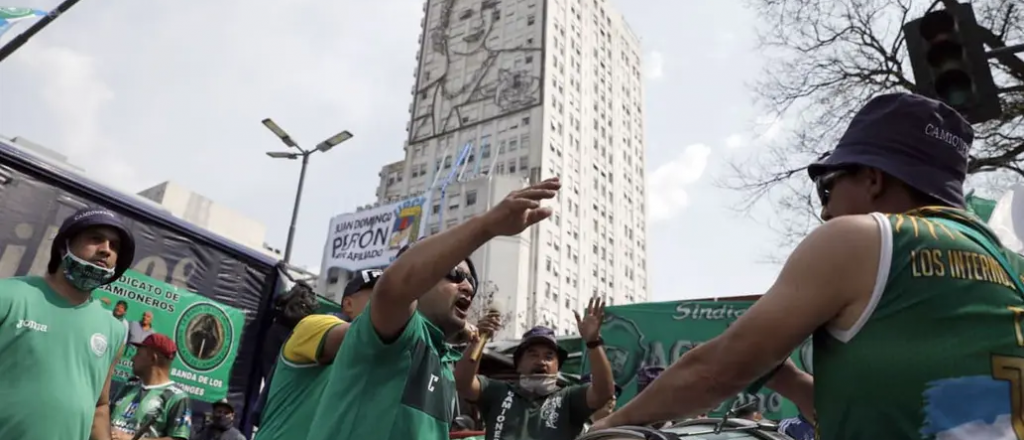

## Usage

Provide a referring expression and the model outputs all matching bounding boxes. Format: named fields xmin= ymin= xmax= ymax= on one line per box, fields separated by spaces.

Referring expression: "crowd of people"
xmin=0 ymin=92 xmax=1018 ymax=440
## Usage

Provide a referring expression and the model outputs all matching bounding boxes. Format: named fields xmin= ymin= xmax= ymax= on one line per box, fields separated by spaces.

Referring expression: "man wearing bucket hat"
xmin=593 ymin=93 xmax=1024 ymax=440
xmin=0 ymin=207 xmax=135 ymax=440
xmin=455 ymin=297 xmax=615 ymax=440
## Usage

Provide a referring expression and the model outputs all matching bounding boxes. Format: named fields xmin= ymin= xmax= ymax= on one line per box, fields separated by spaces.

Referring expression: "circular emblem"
xmin=90 ymin=333 xmax=108 ymax=357
xmin=174 ymin=302 xmax=234 ymax=372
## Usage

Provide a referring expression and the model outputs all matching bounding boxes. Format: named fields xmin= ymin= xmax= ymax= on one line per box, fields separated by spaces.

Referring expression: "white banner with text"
xmin=321 ymin=196 xmax=430 ymax=272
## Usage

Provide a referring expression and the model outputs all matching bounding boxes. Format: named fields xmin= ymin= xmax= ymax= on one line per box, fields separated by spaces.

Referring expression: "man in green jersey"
xmin=306 ymin=177 xmax=561 ymax=440
xmin=594 ymin=93 xmax=1022 ymax=440
xmin=0 ymin=207 xmax=135 ymax=440
xmin=111 ymin=333 xmax=192 ymax=440
xmin=253 ymin=274 xmax=371 ymax=440
xmin=455 ymin=297 xmax=616 ymax=440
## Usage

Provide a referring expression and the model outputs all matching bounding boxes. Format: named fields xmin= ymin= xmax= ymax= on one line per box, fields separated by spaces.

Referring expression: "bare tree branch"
xmin=725 ymin=0 xmax=1024 ymax=254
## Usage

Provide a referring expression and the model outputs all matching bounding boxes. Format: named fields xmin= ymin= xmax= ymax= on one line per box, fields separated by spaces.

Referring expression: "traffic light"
xmin=904 ymin=3 xmax=1002 ymax=124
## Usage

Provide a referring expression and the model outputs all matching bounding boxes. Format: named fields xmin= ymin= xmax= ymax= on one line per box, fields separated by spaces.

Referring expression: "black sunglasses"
xmin=814 ymin=167 xmax=856 ymax=206
xmin=445 ymin=268 xmax=476 ymax=290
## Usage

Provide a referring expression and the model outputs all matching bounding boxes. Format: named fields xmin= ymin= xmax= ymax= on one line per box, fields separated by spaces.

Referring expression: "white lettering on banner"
xmin=322 ymin=196 xmax=431 ymax=272
xmin=672 ymin=303 xmax=746 ymax=321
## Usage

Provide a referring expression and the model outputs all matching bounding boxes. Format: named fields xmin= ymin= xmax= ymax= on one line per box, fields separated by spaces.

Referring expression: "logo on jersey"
xmin=15 ymin=319 xmax=48 ymax=332
xmin=174 ymin=302 xmax=234 ymax=372
xmin=90 ymin=333 xmax=108 ymax=356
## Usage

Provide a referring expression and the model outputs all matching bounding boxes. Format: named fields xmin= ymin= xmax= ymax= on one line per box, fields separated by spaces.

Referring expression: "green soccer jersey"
xmin=0 ymin=276 xmax=127 ymax=440
xmin=255 ymin=314 xmax=345 ymax=440
xmin=814 ymin=208 xmax=1024 ymax=440
xmin=476 ymin=377 xmax=593 ymax=440
xmin=111 ymin=380 xmax=192 ymax=438
xmin=305 ymin=304 xmax=460 ymax=440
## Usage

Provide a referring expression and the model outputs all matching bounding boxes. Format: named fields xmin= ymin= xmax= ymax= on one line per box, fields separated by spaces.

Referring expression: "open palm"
xmin=574 ymin=296 xmax=605 ymax=342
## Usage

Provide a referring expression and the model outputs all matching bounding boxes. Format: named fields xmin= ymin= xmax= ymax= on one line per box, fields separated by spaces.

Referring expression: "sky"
xmin=0 ymin=0 xmax=789 ymax=302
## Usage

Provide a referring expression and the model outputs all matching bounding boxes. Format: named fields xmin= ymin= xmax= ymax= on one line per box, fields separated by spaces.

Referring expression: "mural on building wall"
xmin=410 ymin=0 xmax=543 ymax=142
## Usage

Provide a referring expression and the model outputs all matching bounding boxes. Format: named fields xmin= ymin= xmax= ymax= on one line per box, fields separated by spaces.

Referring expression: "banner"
xmin=94 ymin=269 xmax=246 ymax=402
xmin=322 ymin=195 xmax=430 ymax=271
xmin=588 ymin=300 xmax=812 ymax=421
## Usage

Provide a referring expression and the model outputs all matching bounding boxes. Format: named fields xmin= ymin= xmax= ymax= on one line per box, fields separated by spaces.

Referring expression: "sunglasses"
xmin=445 ymin=268 xmax=476 ymax=290
xmin=814 ymin=168 xmax=855 ymax=207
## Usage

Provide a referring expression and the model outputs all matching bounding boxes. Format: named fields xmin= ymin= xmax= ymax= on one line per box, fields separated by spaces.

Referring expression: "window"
xmin=466 ymin=190 xmax=477 ymax=206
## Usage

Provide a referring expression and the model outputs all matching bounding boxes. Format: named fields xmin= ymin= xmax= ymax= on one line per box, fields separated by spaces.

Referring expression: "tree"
xmin=465 ymin=280 xmax=517 ymax=337
xmin=727 ymin=0 xmax=1024 ymax=250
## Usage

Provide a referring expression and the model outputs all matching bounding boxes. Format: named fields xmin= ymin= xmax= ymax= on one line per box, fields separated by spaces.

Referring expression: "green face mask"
xmin=62 ymin=251 xmax=115 ymax=291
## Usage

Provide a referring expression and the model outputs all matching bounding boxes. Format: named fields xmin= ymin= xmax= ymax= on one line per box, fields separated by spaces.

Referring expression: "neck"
xmin=140 ymin=368 xmax=171 ymax=386
xmin=44 ymin=272 xmax=91 ymax=306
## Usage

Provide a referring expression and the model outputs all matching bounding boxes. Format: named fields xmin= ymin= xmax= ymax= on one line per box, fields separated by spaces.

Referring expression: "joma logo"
xmin=15 ymin=319 xmax=48 ymax=332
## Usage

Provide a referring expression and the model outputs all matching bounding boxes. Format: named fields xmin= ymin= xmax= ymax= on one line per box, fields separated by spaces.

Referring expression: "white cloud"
xmin=724 ymin=133 xmax=746 ymax=149
xmin=648 ymin=144 xmax=712 ymax=222
xmin=645 ymin=50 xmax=664 ymax=79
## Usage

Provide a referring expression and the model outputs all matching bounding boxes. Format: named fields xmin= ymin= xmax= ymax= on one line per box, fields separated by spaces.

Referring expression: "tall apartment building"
xmin=376 ymin=0 xmax=649 ymax=338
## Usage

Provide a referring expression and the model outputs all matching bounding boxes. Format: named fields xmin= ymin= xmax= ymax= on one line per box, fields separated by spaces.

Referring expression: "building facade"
xmin=376 ymin=0 xmax=648 ymax=337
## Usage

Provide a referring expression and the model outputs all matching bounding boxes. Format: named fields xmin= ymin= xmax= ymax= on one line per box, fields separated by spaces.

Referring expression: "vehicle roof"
xmin=0 ymin=138 xmax=279 ymax=268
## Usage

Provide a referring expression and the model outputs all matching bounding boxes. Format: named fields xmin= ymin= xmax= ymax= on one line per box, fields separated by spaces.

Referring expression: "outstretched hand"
xmin=483 ymin=178 xmax=561 ymax=236
xmin=574 ymin=296 xmax=605 ymax=343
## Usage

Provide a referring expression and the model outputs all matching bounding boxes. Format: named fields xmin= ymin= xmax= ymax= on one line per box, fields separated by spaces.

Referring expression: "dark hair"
xmin=116 ymin=300 xmax=128 ymax=308
xmin=274 ymin=282 xmax=319 ymax=329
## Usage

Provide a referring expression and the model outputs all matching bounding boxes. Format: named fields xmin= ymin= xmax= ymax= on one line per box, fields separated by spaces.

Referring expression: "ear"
xmin=864 ymin=167 xmax=887 ymax=200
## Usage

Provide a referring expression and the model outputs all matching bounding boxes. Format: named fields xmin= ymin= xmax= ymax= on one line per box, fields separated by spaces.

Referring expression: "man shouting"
xmin=306 ymin=177 xmax=562 ymax=440
xmin=455 ymin=297 xmax=615 ymax=440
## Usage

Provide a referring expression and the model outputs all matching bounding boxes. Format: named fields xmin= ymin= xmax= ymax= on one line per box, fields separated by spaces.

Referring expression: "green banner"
xmin=589 ymin=300 xmax=812 ymax=421
xmin=93 ymin=269 xmax=246 ymax=402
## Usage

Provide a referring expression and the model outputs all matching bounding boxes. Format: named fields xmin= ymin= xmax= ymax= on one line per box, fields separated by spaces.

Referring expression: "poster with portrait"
xmin=95 ymin=269 xmax=246 ymax=402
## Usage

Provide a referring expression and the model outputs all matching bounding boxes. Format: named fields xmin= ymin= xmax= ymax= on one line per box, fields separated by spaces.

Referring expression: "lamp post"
xmin=262 ymin=118 xmax=353 ymax=263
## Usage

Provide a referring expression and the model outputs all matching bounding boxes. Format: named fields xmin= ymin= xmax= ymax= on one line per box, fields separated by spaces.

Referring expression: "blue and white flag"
xmin=0 ymin=7 xmax=46 ymax=40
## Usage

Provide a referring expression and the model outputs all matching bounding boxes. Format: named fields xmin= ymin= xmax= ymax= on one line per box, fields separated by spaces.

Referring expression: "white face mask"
xmin=519 ymin=374 xmax=560 ymax=396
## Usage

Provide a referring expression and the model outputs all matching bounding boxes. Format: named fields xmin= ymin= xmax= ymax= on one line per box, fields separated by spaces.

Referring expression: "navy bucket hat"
xmin=47 ymin=207 xmax=136 ymax=284
xmin=807 ymin=93 xmax=973 ymax=208
xmin=513 ymin=326 xmax=568 ymax=367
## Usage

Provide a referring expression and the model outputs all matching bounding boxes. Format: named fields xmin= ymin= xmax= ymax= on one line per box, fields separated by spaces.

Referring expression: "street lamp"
xmin=262 ymin=117 xmax=354 ymax=263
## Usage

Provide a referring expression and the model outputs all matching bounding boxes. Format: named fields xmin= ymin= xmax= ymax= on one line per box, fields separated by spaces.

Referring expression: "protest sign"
xmin=322 ymin=196 xmax=430 ymax=271
xmin=94 ymin=269 xmax=246 ymax=402
xmin=585 ymin=300 xmax=812 ymax=421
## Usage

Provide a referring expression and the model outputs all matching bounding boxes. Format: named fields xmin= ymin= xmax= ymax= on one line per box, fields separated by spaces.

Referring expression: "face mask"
xmin=519 ymin=374 xmax=560 ymax=396
xmin=211 ymin=414 xmax=233 ymax=429
xmin=62 ymin=251 xmax=114 ymax=292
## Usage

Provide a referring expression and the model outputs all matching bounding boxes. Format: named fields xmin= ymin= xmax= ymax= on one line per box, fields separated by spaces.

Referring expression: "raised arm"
xmin=593 ymin=215 xmax=879 ymax=429
xmin=371 ymin=178 xmax=561 ymax=341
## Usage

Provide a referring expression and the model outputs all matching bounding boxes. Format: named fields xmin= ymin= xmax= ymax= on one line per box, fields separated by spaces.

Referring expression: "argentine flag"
xmin=0 ymin=7 xmax=46 ymax=40
xmin=920 ymin=376 xmax=1015 ymax=440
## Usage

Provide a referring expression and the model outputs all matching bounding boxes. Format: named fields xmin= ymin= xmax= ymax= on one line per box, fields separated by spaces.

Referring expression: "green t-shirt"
xmin=476 ymin=376 xmax=593 ymax=440
xmin=306 ymin=304 xmax=460 ymax=440
xmin=814 ymin=209 xmax=1024 ymax=440
xmin=0 ymin=276 xmax=126 ymax=440
xmin=110 ymin=380 xmax=192 ymax=439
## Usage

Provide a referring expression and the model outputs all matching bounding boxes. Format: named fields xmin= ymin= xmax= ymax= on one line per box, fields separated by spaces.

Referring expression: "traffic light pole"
xmin=0 ymin=0 xmax=84 ymax=64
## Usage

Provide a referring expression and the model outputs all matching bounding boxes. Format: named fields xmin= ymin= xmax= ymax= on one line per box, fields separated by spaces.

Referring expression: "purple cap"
xmin=579 ymin=373 xmax=622 ymax=397
xmin=636 ymin=366 xmax=666 ymax=393
xmin=807 ymin=93 xmax=972 ymax=208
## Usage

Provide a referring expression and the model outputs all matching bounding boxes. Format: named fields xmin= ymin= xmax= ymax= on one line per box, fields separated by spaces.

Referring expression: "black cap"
xmin=513 ymin=326 xmax=568 ymax=367
xmin=343 ymin=269 xmax=383 ymax=299
xmin=48 ymin=207 xmax=136 ymax=284
xmin=212 ymin=398 xmax=234 ymax=412
xmin=807 ymin=93 xmax=972 ymax=208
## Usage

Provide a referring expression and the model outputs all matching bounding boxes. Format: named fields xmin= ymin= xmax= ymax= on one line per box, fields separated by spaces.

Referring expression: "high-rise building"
xmin=376 ymin=0 xmax=648 ymax=338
